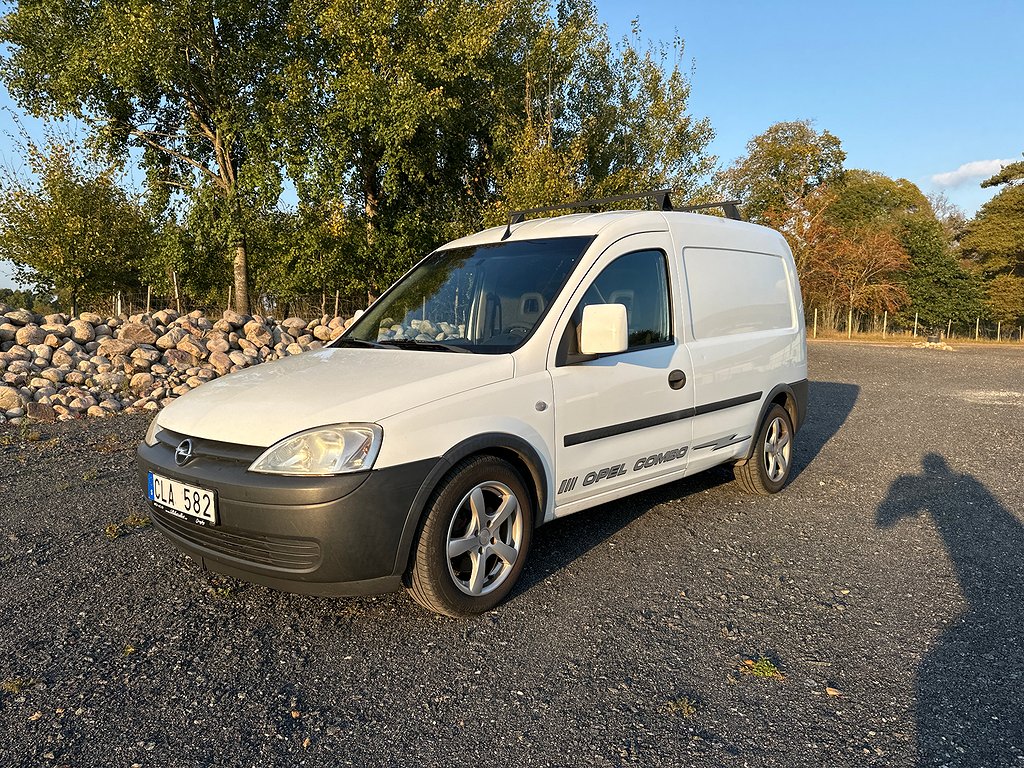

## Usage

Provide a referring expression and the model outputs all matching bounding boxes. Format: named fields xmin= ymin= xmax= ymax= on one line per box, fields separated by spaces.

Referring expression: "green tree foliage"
xmin=824 ymin=170 xmax=982 ymax=327
xmin=0 ymin=287 xmax=57 ymax=314
xmin=983 ymin=274 xmax=1024 ymax=325
xmin=0 ymin=0 xmax=291 ymax=312
xmin=279 ymin=0 xmax=714 ymax=295
xmin=0 ymin=141 xmax=154 ymax=313
xmin=961 ymin=156 xmax=1024 ymax=278
xmin=718 ymin=120 xmax=845 ymax=223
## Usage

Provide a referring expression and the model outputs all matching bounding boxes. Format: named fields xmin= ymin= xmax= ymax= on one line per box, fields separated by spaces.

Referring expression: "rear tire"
xmin=734 ymin=404 xmax=794 ymax=495
xmin=408 ymin=456 xmax=533 ymax=617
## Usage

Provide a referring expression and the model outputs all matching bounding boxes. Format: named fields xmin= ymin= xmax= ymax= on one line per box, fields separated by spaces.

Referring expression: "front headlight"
xmin=249 ymin=424 xmax=383 ymax=476
xmin=144 ymin=417 xmax=162 ymax=447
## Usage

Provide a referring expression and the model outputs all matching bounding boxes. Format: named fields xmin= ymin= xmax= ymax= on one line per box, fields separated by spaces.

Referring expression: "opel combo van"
xmin=138 ymin=194 xmax=808 ymax=616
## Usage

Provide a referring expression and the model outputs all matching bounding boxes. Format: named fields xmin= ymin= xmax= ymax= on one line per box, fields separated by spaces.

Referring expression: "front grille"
xmin=155 ymin=427 xmax=263 ymax=464
xmin=153 ymin=510 xmax=321 ymax=573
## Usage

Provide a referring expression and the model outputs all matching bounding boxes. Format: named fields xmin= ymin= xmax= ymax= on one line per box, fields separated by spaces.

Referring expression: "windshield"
xmin=344 ymin=237 xmax=593 ymax=353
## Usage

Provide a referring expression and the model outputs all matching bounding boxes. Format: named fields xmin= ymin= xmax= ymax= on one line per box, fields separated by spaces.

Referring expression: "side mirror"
xmin=580 ymin=303 xmax=628 ymax=355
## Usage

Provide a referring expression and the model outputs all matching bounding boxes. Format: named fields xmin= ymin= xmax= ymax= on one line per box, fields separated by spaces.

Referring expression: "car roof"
xmin=442 ymin=209 xmax=775 ymax=250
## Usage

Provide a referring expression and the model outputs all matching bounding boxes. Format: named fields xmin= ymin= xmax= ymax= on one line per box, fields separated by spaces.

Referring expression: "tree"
xmin=0 ymin=141 xmax=155 ymax=313
xmin=961 ymin=156 xmax=1024 ymax=278
xmin=718 ymin=120 xmax=845 ymax=223
xmin=1 ymin=0 xmax=291 ymax=313
xmin=824 ymin=170 xmax=982 ymax=327
xmin=280 ymin=0 xmax=716 ymax=295
xmin=983 ymin=274 xmax=1024 ymax=326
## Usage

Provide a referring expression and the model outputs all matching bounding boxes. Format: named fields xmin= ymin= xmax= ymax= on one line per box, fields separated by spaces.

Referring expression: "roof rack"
xmin=502 ymin=190 xmax=742 ymax=239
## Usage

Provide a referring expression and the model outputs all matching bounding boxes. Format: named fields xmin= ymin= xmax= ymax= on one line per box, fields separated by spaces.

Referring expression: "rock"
xmin=40 ymin=369 xmax=63 ymax=384
xmin=222 ymin=309 xmax=249 ymax=328
xmin=43 ymin=334 xmax=63 ymax=348
xmin=131 ymin=347 xmax=162 ymax=364
xmin=86 ymin=405 xmax=109 ymax=418
xmin=28 ymin=344 xmax=53 ymax=362
xmin=43 ymin=313 xmax=67 ymax=325
xmin=98 ymin=338 xmax=135 ymax=357
xmin=177 ymin=335 xmax=208 ymax=358
xmin=155 ymin=329 xmax=186 ymax=350
xmin=286 ymin=343 xmax=304 ymax=356
xmin=15 ymin=325 xmax=46 ymax=346
xmin=25 ymin=402 xmax=56 ymax=422
xmin=163 ymin=348 xmax=194 ymax=369
xmin=208 ymin=350 xmax=233 ymax=375
xmin=51 ymin=350 xmax=74 ymax=368
xmin=313 ymin=325 xmax=333 ymax=341
xmin=0 ymin=386 xmax=24 ymax=411
xmin=93 ymin=323 xmax=112 ymax=337
xmin=94 ymin=372 xmax=125 ymax=391
xmin=79 ymin=312 xmax=104 ymax=325
xmin=4 ymin=309 xmax=36 ymax=325
xmin=119 ymin=323 xmax=158 ymax=345
xmin=213 ymin=319 xmax=233 ymax=333
xmin=228 ymin=350 xmax=249 ymax=367
xmin=67 ymin=320 xmax=96 ymax=344
xmin=152 ymin=309 xmax=177 ymax=325
xmin=0 ymin=323 xmax=17 ymax=342
xmin=282 ymin=316 xmax=308 ymax=334
xmin=207 ymin=336 xmax=230 ymax=353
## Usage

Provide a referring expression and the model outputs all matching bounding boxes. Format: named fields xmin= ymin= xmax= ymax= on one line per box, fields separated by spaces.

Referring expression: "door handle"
xmin=668 ymin=369 xmax=687 ymax=390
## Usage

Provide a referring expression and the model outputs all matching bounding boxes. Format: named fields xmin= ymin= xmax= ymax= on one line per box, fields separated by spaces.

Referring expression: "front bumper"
xmin=137 ymin=428 xmax=439 ymax=595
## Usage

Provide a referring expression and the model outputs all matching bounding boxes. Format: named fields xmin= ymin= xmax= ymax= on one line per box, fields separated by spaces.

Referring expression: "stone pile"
xmin=911 ymin=340 xmax=955 ymax=352
xmin=0 ymin=305 xmax=356 ymax=425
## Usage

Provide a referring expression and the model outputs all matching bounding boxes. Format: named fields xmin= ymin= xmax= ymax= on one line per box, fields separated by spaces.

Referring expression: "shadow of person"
xmin=877 ymin=453 xmax=1024 ymax=766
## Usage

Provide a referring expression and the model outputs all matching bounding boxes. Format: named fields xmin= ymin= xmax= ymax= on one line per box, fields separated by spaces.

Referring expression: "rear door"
xmin=548 ymin=233 xmax=694 ymax=512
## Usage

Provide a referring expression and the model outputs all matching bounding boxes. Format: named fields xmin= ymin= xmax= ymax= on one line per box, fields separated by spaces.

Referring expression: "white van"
xmin=138 ymin=193 xmax=807 ymax=616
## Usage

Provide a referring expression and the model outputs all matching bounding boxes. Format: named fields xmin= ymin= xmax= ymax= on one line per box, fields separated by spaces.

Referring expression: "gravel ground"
xmin=1 ymin=341 xmax=1022 ymax=768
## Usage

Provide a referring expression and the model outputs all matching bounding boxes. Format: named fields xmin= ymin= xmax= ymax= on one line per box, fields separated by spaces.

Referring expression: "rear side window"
xmin=683 ymin=248 xmax=794 ymax=339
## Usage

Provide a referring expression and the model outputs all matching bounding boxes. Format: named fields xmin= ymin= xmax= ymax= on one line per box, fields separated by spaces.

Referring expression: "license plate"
xmin=148 ymin=472 xmax=218 ymax=525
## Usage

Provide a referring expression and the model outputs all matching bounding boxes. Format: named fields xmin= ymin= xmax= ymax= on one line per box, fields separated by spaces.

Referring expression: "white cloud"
xmin=931 ymin=158 xmax=1016 ymax=188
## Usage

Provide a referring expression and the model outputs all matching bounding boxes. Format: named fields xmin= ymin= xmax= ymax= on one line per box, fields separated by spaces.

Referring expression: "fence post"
xmin=975 ymin=317 xmax=980 ymax=340
xmin=913 ymin=312 xmax=918 ymax=337
xmin=882 ymin=310 xmax=887 ymax=339
xmin=847 ymin=308 xmax=853 ymax=339
xmin=116 ymin=291 xmax=122 ymax=318
xmin=227 ymin=285 xmax=233 ymax=314
xmin=997 ymin=321 xmax=1001 ymax=342
xmin=146 ymin=286 xmax=152 ymax=314
xmin=173 ymin=271 xmax=181 ymax=315
xmin=946 ymin=318 xmax=951 ymax=339
xmin=321 ymin=292 xmax=327 ymax=317
xmin=334 ymin=290 xmax=340 ymax=318
xmin=813 ymin=308 xmax=817 ymax=339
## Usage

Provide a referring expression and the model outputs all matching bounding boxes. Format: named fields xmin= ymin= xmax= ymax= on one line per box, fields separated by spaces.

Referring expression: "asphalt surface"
xmin=1 ymin=341 xmax=1022 ymax=767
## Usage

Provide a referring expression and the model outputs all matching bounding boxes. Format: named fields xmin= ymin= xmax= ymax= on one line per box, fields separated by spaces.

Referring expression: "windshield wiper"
xmin=330 ymin=337 xmax=387 ymax=349
xmin=377 ymin=339 xmax=472 ymax=353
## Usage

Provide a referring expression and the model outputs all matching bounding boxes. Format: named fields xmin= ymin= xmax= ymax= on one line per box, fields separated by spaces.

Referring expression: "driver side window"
xmin=559 ymin=249 xmax=672 ymax=362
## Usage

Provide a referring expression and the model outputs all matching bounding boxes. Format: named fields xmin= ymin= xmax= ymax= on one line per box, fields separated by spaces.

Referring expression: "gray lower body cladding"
xmin=137 ymin=439 xmax=439 ymax=596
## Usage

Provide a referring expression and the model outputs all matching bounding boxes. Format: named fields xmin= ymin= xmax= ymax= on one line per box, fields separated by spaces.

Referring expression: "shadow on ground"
xmin=877 ymin=453 xmax=1024 ymax=766
xmin=517 ymin=379 xmax=859 ymax=594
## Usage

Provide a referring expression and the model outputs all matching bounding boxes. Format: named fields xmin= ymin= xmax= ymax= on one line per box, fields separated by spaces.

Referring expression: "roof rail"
xmin=502 ymin=190 xmax=742 ymax=239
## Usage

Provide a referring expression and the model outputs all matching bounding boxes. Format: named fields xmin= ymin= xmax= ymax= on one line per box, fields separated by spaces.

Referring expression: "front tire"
xmin=734 ymin=403 xmax=794 ymax=495
xmin=408 ymin=456 xmax=533 ymax=617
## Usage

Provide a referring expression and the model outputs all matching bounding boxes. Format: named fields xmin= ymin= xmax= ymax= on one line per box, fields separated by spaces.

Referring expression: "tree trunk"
xmin=233 ymin=235 xmax=250 ymax=315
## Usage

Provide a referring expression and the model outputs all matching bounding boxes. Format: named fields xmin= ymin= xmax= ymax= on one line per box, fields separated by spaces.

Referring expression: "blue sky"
xmin=2 ymin=0 xmax=1022 ymax=290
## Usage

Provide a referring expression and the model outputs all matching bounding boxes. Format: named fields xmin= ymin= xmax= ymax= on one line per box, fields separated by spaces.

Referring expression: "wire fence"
xmin=807 ymin=308 xmax=1024 ymax=343
xmin=74 ymin=288 xmax=368 ymax=322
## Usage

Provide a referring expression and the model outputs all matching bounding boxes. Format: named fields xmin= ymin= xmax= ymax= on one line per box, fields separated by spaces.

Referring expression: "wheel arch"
xmin=737 ymin=382 xmax=802 ymax=465
xmin=393 ymin=433 xmax=550 ymax=581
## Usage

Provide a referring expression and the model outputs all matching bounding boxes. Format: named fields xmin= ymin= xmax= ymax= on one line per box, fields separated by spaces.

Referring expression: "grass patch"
xmin=664 ymin=696 xmax=698 ymax=718
xmin=2 ymin=676 xmax=39 ymax=694
xmin=105 ymin=514 xmax=151 ymax=540
xmin=740 ymin=657 xmax=785 ymax=681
